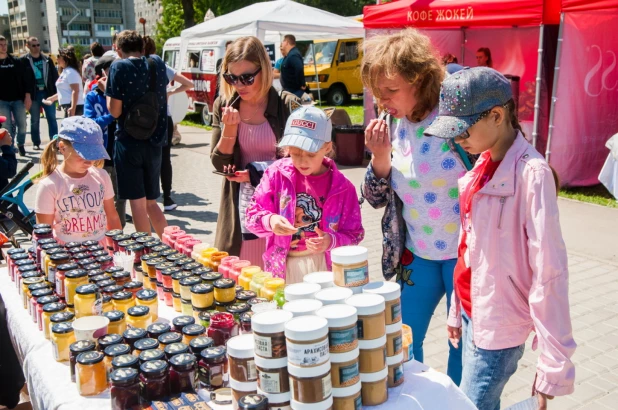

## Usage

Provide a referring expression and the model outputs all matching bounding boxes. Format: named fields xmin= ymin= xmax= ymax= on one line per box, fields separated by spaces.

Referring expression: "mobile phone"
xmin=212 ymin=170 xmax=236 ymax=177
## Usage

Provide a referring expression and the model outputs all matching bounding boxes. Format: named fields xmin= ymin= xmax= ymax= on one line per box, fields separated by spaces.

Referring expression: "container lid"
xmin=179 ymin=276 xmax=201 ymax=287
xmin=57 ymin=262 xmax=79 ymax=271
xmin=87 ymin=269 xmax=104 ymax=278
xmin=70 ymin=340 xmax=96 ymax=354
xmin=84 ymin=263 xmax=102 ymax=271
xmin=240 ymin=312 xmax=253 ymax=323
xmin=226 ymin=302 xmax=250 ymax=315
xmin=41 ymin=243 xmax=61 ymax=251
xmin=161 ymin=267 xmax=180 ymax=276
xmin=226 ymin=334 xmax=254 ymax=359
xmin=50 ymin=311 xmax=73 ymax=322
xmin=330 ymin=347 xmax=360 ymax=364
xmin=123 ymin=327 xmax=147 ymax=340
xmin=169 ymin=352 xmax=197 ymax=370
xmin=106 ymin=229 xmax=124 ymax=237
xmin=251 ymin=310 xmax=294 ymax=334
xmin=173 ymin=315 xmax=195 ymax=328
xmin=171 ymin=271 xmax=193 ymax=281
xmin=125 ymin=244 xmax=144 ymax=253
xmin=155 ymin=261 xmax=175 ymax=271
xmin=255 ymin=388 xmax=291 ymax=404
xmin=164 ymin=342 xmax=189 ymax=356
xmin=105 ymin=266 xmax=125 ymax=275
xmin=238 ymin=394 xmax=268 ymax=409
xmin=98 ymin=333 xmax=123 ymax=348
xmin=284 ymin=315 xmax=328 ymax=341
xmin=254 ymin=355 xmax=288 ymax=369
xmin=332 ymin=380 xmax=362 ymax=398
xmin=146 ymin=257 xmax=167 ymax=267
xmin=104 ymin=310 xmax=125 ymax=322
xmin=191 ymin=266 xmax=212 ymax=276
xmin=191 ymin=283 xmax=214 ymax=294
xmin=77 ymin=350 xmax=104 ymax=365
xmin=102 ymin=294 xmax=112 ymax=303
xmin=158 ymin=332 xmax=183 ymax=345
xmin=95 ymin=255 xmax=113 ymax=263
xmin=44 ymin=302 xmax=67 ymax=314
xmin=112 ymin=291 xmax=133 ymax=301
xmin=284 ymin=283 xmax=321 ymax=301
xmin=139 ymin=348 xmax=165 ymax=363
xmin=7 ymin=247 xmax=26 ymax=255
xmin=147 ymin=322 xmax=171 ymax=336
xmin=128 ymin=305 xmax=149 ymax=317
xmin=181 ymin=262 xmax=202 ymax=271
xmin=303 ymin=271 xmax=335 ymax=288
xmin=214 ymin=278 xmax=235 ymax=289
xmin=200 ymin=346 xmax=226 ymax=360
xmin=131 ymin=231 xmax=149 ymax=239
xmin=140 ymin=359 xmax=168 ymax=376
xmin=287 ymin=360 xmax=331 ymax=378
xmin=92 ymin=274 xmax=109 ymax=283
xmin=386 ymin=320 xmax=403 ymax=334
xmin=33 ymin=227 xmax=53 ymax=235
xmin=236 ymin=290 xmax=257 ymax=301
xmin=136 ymin=289 xmax=157 ymax=301
xmin=315 ymin=287 xmax=354 ymax=305
xmin=37 ymin=295 xmax=60 ymax=306
xmin=345 ymin=294 xmax=385 ymax=316
xmin=104 ymin=285 xmax=124 ymax=294
xmin=198 ymin=311 xmax=211 ymax=322
xmin=228 ymin=378 xmax=257 ymax=392
xmin=316 ymin=304 xmax=358 ymax=328
xmin=112 ymin=354 xmax=139 ymax=369
xmin=111 ymin=271 xmax=131 ymax=279
xmin=141 ymin=253 xmax=159 ymax=262
xmin=189 ymin=336 xmax=214 ymax=351
xmin=358 ymin=335 xmax=387 ymax=350
xmin=76 ymin=283 xmax=98 ymax=295
xmin=32 ymin=288 xmax=53 ymax=298
xmin=134 ymin=338 xmax=159 ymax=351
xmin=72 ymin=252 xmax=90 ymax=260
xmin=182 ymin=324 xmax=205 ymax=336
xmin=98 ymin=279 xmax=116 ymax=289
xmin=362 ymin=281 xmax=401 ymax=301
xmin=282 ymin=299 xmax=323 ymax=317
xmin=201 ymin=272 xmax=223 ymax=282
xmin=124 ymin=281 xmax=143 ymax=290
xmin=360 ymin=367 xmax=388 ymax=383
xmin=386 ymin=352 xmax=404 ymax=366
xmin=10 ymin=253 xmax=30 ymax=261
xmin=104 ymin=343 xmax=131 ymax=357
xmin=330 ymin=246 xmax=368 ymax=265
xmin=49 ymin=252 xmax=71 ymax=262
xmin=65 ymin=269 xmax=87 ymax=279
xmin=29 ymin=283 xmax=50 ymax=293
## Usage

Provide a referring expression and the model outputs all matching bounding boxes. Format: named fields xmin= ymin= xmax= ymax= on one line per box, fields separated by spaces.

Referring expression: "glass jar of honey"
xmin=76 ymin=351 xmax=108 ymax=396
xmin=104 ymin=310 xmax=127 ymax=335
xmin=51 ymin=322 xmax=76 ymax=362
xmin=135 ymin=289 xmax=158 ymax=321
xmin=112 ymin=291 xmax=136 ymax=314
xmin=126 ymin=305 xmax=151 ymax=329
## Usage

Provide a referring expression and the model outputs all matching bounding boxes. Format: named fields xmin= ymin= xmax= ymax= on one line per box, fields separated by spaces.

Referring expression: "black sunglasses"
xmin=222 ymin=67 xmax=261 ymax=86
xmin=30 ymin=44 xmax=40 ymax=47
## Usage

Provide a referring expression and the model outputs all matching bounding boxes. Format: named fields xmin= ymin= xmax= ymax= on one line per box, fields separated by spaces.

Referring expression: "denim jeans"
xmin=0 ymin=100 xmax=27 ymax=147
xmin=460 ymin=310 xmax=525 ymax=410
xmin=401 ymin=255 xmax=462 ymax=385
xmin=29 ymin=90 xmax=58 ymax=146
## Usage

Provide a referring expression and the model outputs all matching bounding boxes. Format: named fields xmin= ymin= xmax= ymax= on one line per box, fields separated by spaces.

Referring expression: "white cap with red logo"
xmin=278 ymin=106 xmax=332 ymax=153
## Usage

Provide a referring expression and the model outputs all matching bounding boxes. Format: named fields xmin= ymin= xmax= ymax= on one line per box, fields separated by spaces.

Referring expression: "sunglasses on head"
xmin=222 ymin=67 xmax=261 ymax=86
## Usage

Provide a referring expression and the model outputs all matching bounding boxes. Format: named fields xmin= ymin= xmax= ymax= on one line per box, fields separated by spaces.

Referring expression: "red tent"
xmin=562 ymin=0 xmax=618 ymax=12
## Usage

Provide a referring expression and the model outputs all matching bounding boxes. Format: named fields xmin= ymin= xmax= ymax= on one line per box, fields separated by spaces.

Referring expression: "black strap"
xmin=147 ymin=58 xmax=157 ymax=92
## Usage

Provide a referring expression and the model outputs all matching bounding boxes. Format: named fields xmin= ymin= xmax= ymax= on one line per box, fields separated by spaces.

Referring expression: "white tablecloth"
xmin=0 ymin=266 xmax=477 ymax=410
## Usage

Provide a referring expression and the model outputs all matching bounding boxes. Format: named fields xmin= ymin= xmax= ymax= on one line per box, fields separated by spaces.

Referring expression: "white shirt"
xmin=56 ymin=67 xmax=84 ymax=106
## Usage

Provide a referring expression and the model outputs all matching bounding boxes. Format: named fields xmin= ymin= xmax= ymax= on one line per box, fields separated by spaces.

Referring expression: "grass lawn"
xmin=314 ymin=97 xmax=365 ymax=125
xmin=559 ymin=184 xmax=617 ymax=208
xmin=180 ymin=112 xmax=212 ymax=131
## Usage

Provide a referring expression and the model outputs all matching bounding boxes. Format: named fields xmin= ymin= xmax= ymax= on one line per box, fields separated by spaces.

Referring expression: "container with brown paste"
xmin=282 ymin=299 xmax=323 ymax=318
xmin=230 ymin=377 xmax=257 ymax=409
xmin=227 ymin=334 xmax=257 ymax=382
xmin=331 ymin=246 xmax=369 ymax=289
xmin=329 ymin=347 xmax=360 ymax=389
xmin=387 ymin=352 xmax=404 ymax=388
xmin=362 ymin=281 xmax=401 ymax=325
xmin=291 ymin=396 xmax=333 ymax=410
xmin=252 ymin=310 xmax=294 ymax=359
xmin=332 ymin=380 xmax=362 ymax=410
xmin=345 ymin=293 xmax=385 ymax=341
xmin=288 ymin=361 xmax=332 ymax=404
xmin=285 ymin=316 xmax=330 ymax=367
xmin=254 ymin=355 xmax=289 ymax=394
xmin=256 ymin=388 xmax=292 ymax=410
xmin=360 ymin=367 xmax=388 ymax=406
xmin=317 ymin=304 xmax=358 ymax=354
xmin=385 ymin=320 xmax=403 ymax=357
xmin=358 ymin=336 xmax=387 ymax=374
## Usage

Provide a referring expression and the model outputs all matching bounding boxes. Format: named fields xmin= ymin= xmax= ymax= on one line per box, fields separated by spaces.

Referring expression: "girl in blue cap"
xmin=35 ymin=116 xmax=121 ymax=246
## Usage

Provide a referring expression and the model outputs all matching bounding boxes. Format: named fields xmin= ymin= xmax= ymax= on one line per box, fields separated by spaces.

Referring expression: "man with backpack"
xmin=105 ymin=30 xmax=168 ymax=237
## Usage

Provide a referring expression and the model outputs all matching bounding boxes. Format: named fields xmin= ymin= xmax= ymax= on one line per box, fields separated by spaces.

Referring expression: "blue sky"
xmin=0 ymin=1 xmax=7 ymax=16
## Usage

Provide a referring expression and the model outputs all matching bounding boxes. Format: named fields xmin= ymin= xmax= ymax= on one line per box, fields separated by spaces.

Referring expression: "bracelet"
xmin=221 ymin=135 xmax=237 ymax=140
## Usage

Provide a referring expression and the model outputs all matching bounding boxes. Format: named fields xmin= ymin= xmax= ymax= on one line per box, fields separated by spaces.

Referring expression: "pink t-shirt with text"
xmin=35 ymin=167 xmax=114 ymax=244
xmin=290 ymin=170 xmax=332 ymax=252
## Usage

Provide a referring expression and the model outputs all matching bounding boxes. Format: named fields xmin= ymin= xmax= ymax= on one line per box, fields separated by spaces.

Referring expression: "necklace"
xmin=241 ymin=99 xmax=266 ymax=122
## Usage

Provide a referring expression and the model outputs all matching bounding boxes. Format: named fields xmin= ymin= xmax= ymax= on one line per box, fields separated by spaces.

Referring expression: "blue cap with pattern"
xmin=424 ymin=67 xmax=513 ymax=140
xmin=58 ymin=116 xmax=110 ymax=161
xmin=279 ymin=106 xmax=332 ymax=153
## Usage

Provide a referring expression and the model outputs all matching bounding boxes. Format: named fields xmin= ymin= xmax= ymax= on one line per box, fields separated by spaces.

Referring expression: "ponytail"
xmin=505 ymin=99 xmax=524 ymax=139
xmin=40 ymin=140 xmax=60 ymax=178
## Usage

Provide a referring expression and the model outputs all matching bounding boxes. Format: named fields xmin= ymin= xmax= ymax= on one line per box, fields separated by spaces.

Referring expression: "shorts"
xmin=114 ymin=138 xmax=163 ymax=200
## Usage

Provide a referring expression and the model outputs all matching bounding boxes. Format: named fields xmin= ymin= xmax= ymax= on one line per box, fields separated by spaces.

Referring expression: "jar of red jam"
xmin=164 ymin=342 xmax=190 ymax=361
xmin=198 ymin=346 xmax=228 ymax=389
xmin=110 ymin=368 xmax=140 ymax=410
xmin=140 ymin=359 xmax=170 ymax=401
xmin=164 ymin=288 xmax=173 ymax=306
xmin=207 ymin=312 xmax=239 ymax=347
xmin=110 ymin=234 xmax=130 ymax=252
xmin=125 ymin=244 xmax=144 ymax=265
xmin=189 ymin=336 xmax=214 ymax=355
xmin=147 ymin=322 xmax=171 ymax=339
xmin=182 ymin=239 xmax=202 ymax=257
xmin=173 ymin=315 xmax=195 ymax=333
xmin=32 ymin=227 xmax=53 ymax=265
xmin=218 ymin=256 xmax=239 ymax=279
xmin=106 ymin=229 xmax=123 ymax=244
xmin=30 ymin=288 xmax=54 ymax=322
xmin=239 ymin=312 xmax=253 ymax=334
xmin=112 ymin=270 xmax=131 ymax=287
xmin=70 ymin=340 xmax=96 ymax=382
xmin=8 ymin=250 xmax=28 ymax=281
xmin=96 ymin=255 xmax=114 ymax=271
xmin=161 ymin=267 xmax=178 ymax=289
xmin=169 ymin=353 xmax=197 ymax=394
xmin=123 ymin=281 xmax=143 ymax=297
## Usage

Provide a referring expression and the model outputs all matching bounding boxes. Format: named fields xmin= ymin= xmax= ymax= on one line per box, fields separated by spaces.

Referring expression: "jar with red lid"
xmin=118 ymin=240 xmax=137 ymax=253
xmin=125 ymin=244 xmax=144 ymax=264
xmin=230 ymin=261 xmax=251 ymax=284
xmin=181 ymin=239 xmax=202 ymax=257
xmin=124 ymin=281 xmax=143 ymax=297
xmin=112 ymin=270 xmax=131 ymax=287
xmin=140 ymin=359 xmax=170 ymax=401
xmin=169 ymin=353 xmax=197 ymax=394
xmin=162 ymin=226 xmax=181 ymax=246
xmin=110 ymin=368 xmax=140 ymax=410
xmin=207 ymin=312 xmax=239 ymax=347
xmin=198 ymin=346 xmax=228 ymax=389
xmin=168 ymin=230 xmax=187 ymax=248
xmin=96 ymin=255 xmax=114 ymax=271
xmin=218 ymin=256 xmax=239 ymax=279
xmin=32 ymin=227 xmax=53 ymax=265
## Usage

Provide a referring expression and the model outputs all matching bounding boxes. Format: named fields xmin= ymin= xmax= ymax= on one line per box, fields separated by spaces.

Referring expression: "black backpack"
xmin=124 ymin=58 xmax=159 ymax=140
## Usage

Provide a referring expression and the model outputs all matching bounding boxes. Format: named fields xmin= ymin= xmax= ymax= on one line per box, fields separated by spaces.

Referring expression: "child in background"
xmin=84 ymin=55 xmax=116 ymax=148
xmin=35 ymin=117 xmax=121 ymax=246
xmin=423 ymin=67 xmax=576 ymax=410
xmin=246 ymin=106 xmax=364 ymax=283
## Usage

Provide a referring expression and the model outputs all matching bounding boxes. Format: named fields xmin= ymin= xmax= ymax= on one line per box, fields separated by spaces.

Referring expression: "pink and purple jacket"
xmin=448 ymin=133 xmax=576 ymax=397
xmin=245 ymin=157 xmax=364 ymax=278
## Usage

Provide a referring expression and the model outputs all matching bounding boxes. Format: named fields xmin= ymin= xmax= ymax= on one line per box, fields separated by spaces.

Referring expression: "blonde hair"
xmin=219 ymin=36 xmax=274 ymax=102
xmin=361 ymin=29 xmax=444 ymax=122
xmin=40 ymin=138 xmax=104 ymax=178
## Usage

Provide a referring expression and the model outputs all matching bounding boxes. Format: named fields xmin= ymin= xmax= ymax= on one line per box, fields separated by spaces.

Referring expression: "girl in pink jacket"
xmin=424 ymin=67 xmax=576 ymax=410
xmin=245 ymin=106 xmax=364 ymax=283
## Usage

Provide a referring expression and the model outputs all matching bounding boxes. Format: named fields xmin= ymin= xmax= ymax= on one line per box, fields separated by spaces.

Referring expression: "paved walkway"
xmin=15 ymin=117 xmax=618 ymax=409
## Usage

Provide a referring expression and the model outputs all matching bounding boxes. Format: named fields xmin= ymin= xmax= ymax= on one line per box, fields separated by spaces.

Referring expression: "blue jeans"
xmin=0 ymin=100 xmax=27 ymax=147
xmin=460 ymin=310 xmax=525 ymax=410
xmin=29 ymin=90 xmax=58 ymax=146
xmin=401 ymin=255 xmax=462 ymax=385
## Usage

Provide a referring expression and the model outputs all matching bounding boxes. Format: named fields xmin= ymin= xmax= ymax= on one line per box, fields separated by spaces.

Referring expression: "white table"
xmin=0 ymin=266 xmax=477 ymax=410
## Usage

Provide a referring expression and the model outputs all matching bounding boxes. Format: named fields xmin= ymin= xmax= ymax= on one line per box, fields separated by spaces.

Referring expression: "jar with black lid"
xmin=158 ymin=331 xmax=183 ymax=350
xmin=139 ymin=359 xmax=170 ymax=401
xmin=198 ymin=346 xmax=228 ymax=390
xmin=110 ymin=368 xmax=140 ymax=410
xmin=69 ymin=340 xmax=96 ymax=382
xmin=169 ymin=353 xmax=198 ymax=394
xmin=139 ymin=348 xmax=165 ymax=364
xmin=238 ymin=394 xmax=269 ymax=410
xmin=98 ymin=333 xmax=123 ymax=351
xmin=111 ymin=354 xmax=140 ymax=372
xmin=189 ymin=336 xmax=215 ymax=355
xmin=123 ymin=327 xmax=147 ymax=350
xmin=134 ymin=338 xmax=160 ymax=355
xmin=172 ymin=315 xmax=195 ymax=333
xmin=147 ymin=322 xmax=171 ymax=339
xmin=164 ymin=342 xmax=190 ymax=360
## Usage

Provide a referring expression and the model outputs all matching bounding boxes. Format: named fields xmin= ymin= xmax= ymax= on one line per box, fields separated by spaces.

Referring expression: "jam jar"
xmin=126 ymin=305 xmax=151 ymax=329
xmin=140 ymin=360 xmax=170 ymax=401
xmin=133 ymin=338 xmax=160 ymax=356
xmin=201 ymin=271 xmax=223 ymax=286
xmin=198 ymin=311 xmax=212 ymax=328
xmin=164 ymin=342 xmax=190 ymax=360
xmin=104 ymin=343 xmax=132 ymax=377
xmin=172 ymin=271 xmax=192 ymax=294
xmin=236 ymin=290 xmax=257 ymax=303
xmin=198 ymin=346 xmax=228 ymax=390
xmin=161 ymin=266 xmax=179 ymax=289
xmin=173 ymin=315 xmax=195 ymax=333
xmin=98 ymin=333 xmax=124 ymax=351
xmin=182 ymin=324 xmax=206 ymax=345
xmin=76 ymin=351 xmax=108 ymax=396
xmin=37 ymin=296 xmax=60 ymax=331
xmin=64 ymin=269 xmax=89 ymax=306
xmin=189 ymin=336 xmax=214 ymax=355
xmin=124 ymin=281 xmax=144 ymax=297
xmin=118 ymin=239 xmax=137 ymax=253
xmin=207 ymin=312 xmax=239 ymax=347
xmin=112 ymin=234 xmax=131 ymax=252
xmin=104 ymin=310 xmax=127 ymax=335
xmin=139 ymin=348 xmax=166 ymax=365
xmin=180 ymin=276 xmax=201 ymax=300
xmin=47 ymin=253 xmax=71 ymax=287
xmin=102 ymin=285 xmax=124 ymax=297
xmin=74 ymin=284 xmax=103 ymax=318
xmin=111 ymin=270 xmax=131 ymax=287
xmin=158 ymin=332 xmax=183 ymax=351
xmin=111 ymin=291 xmax=136 ymax=314
xmin=111 ymin=354 xmax=140 ymax=372
xmin=238 ymin=394 xmax=269 ymax=410
xmin=147 ymin=322 xmax=171 ymax=340
xmin=226 ymin=302 xmax=251 ymax=322
xmin=70 ymin=340 xmax=96 ymax=382
xmin=49 ymin=311 xmax=74 ymax=337
xmin=169 ymin=353 xmax=198 ymax=394
xmin=214 ymin=279 xmax=236 ymax=303
xmin=191 ymin=283 xmax=215 ymax=309
xmin=123 ymin=327 xmax=147 ymax=351
xmin=110 ymin=368 xmax=140 ymax=410
xmin=135 ymin=289 xmax=158 ymax=321
xmin=239 ymin=313 xmax=253 ymax=334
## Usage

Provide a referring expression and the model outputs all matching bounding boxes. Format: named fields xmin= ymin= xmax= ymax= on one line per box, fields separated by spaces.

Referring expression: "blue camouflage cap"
xmin=57 ymin=116 xmax=110 ymax=161
xmin=424 ymin=67 xmax=513 ymax=140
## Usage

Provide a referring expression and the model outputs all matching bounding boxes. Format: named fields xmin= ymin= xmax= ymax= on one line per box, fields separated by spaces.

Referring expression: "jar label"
xmin=343 ymin=265 xmax=368 ymax=287
xmin=356 ymin=319 xmax=364 ymax=339
xmin=52 ymin=340 xmax=60 ymax=361
xmin=354 ymin=394 xmax=362 ymax=410
xmin=247 ymin=359 xmax=257 ymax=381
xmin=48 ymin=266 xmax=57 ymax=285
xmin=92 ymin=297 xmax=103 ymax=316
xmin=321 ymin=372 xmax=332 ymax=400
xmin=254 ymin=333 xmax=286 ymax=358
xmin=56 ymin=275 xmax=65 ymax=297
xmin=394 ymin=363 xmax=404 ymax=383
xmin=329 ymin=326 xmax=358 ymax=352
xmin=210 ymin=364 xmax=223 ymax=387
xmin=338 ymin=361 xmax=360 ymax=387
xmin=259 ymin=370 xmax=282 ymax=393
xmin=286 ymin=337 xmax=330 ymax=367
xmin=393 ymin=334 xmax=403 ymax=354
xmin=391 ymin=302 xmax=402 ymax=323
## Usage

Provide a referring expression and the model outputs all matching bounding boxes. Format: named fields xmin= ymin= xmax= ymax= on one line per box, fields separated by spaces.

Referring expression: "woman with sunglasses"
xmin=211 ymin=36 xmax=298 ymax=265
xmin=360 ymin=29 xmax=475 ymax=386
xmin=42 ymin=48 xmax=84 ymax=117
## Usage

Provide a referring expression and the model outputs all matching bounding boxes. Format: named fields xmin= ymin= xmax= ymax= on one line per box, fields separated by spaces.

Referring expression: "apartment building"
xmin=134 ymin=0 xmax=162 ymax=37
xmin=7 ymin=0 xmax=50 ymax=55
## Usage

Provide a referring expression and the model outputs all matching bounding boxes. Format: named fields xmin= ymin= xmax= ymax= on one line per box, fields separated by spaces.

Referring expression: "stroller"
xmin=0 ymin=161 xmax=39 ymax=246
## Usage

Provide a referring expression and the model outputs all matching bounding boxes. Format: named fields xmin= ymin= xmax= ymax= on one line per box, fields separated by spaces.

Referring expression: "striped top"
xmin=238 ymin=121 xmax=278 ymax=166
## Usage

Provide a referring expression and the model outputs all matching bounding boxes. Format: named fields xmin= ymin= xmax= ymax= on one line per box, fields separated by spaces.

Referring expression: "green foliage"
xmin=62 ymin=43 xmax=89 ymax=61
